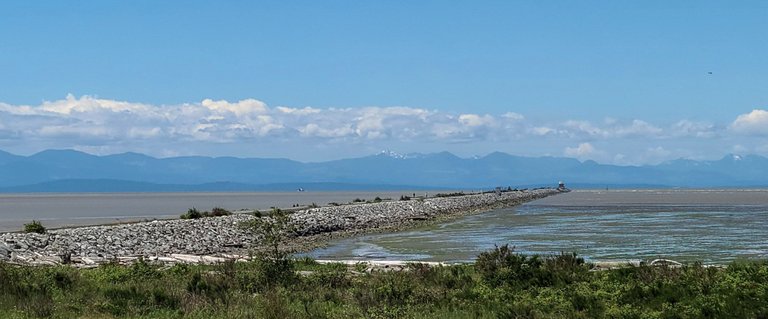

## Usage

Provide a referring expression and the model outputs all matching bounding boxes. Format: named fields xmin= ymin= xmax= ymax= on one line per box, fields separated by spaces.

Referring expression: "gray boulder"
xmin=0 ymin=243 xmax=10 ymax=261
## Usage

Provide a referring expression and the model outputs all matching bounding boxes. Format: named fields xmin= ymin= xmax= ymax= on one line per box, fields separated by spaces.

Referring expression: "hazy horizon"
xmin=1 ymin=147 xmax=766 ymax=167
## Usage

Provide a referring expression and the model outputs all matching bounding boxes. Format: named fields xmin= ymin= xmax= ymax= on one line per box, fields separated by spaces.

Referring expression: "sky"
xmin=1 ymin=1 xmax=767 ymax=164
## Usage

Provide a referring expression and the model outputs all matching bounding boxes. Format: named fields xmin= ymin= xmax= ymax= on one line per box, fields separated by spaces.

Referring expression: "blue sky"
xmin=1 ymin=1 xmax=767 ymax=164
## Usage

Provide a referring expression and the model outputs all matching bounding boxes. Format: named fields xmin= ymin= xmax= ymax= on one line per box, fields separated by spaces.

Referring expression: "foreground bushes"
xmin=1 ymin=248 xmax=768 ymax=318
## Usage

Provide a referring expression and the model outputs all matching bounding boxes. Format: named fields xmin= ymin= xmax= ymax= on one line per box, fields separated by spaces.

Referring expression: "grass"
xmin=1 ymin=246 xmax=767 ymax=318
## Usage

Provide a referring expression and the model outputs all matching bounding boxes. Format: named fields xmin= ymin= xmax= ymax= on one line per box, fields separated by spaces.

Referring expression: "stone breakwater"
xmin=0 ymin=189 xmax=560 ymax=266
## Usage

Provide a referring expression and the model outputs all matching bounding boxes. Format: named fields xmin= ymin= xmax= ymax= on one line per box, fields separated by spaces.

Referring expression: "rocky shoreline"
xmin=0 ymin=189 xmax=562 ymax=266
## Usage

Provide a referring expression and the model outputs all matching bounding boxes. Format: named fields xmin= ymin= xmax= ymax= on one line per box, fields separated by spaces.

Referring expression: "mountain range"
xmin=0 ymin=149 xmax=767 ymax=192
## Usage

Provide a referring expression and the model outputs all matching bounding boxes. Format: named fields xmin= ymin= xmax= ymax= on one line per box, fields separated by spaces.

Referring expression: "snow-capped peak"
xmin=377 ymin=150 xmax=426 ymax=159
xmin=379 ymin=150 xmax=405 ymax=159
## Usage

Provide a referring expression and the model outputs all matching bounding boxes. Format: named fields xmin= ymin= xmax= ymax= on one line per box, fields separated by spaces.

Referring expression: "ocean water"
xmin=0 ymin=190 xmax=448 ymax=233
xmin=304 ymin=189 xmax=768 ymax=264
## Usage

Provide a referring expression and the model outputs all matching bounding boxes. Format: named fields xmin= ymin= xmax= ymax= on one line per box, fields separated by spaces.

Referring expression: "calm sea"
xmin=304 ymin=189 xmax=768 ymax=264
xmin=0 ymin=190 xmax=449 ymax=233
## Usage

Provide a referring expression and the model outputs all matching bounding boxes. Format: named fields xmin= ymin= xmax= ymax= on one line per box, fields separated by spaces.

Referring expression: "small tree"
xmin=245 ymin=208 xmax=297 ymax=287
xmin=24 ymin=220 xmax=46 ymax=234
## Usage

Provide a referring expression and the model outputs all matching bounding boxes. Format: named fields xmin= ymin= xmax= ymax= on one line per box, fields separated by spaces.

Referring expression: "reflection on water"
xmin=304 ymin=189 xmax=768 ymax=264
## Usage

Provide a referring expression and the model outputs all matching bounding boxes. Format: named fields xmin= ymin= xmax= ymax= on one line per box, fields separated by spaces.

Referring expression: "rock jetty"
xmin=1 ymin=189 xmax=561 ymax=266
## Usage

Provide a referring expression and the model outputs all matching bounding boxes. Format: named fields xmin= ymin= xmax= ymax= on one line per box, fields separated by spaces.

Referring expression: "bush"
xmin=23 ymin=220 xmax=46 ymax=234
xmin=242 ymin=208 xmax=297 ymax=288
xmin=180 ymin=208 xmax=202 ymax=219
xmin=210 ymin=207 xmax=230 ymax=216
xmin=435 ymin=192 xmax=465 ymax=198
xmin=475 ymin=245 xmax=589 ymax=289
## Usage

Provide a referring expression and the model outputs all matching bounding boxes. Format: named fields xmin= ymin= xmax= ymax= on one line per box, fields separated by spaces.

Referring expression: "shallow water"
xmin=303 ymin=189 xmax=768 ymax=264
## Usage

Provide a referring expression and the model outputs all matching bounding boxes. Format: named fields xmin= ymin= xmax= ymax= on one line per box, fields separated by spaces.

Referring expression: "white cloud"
xmin=563 ymin=120 xmax=606 ymax=137
xmin=564 ymin=143 xmax=596 ymax=158
xmin=501 ymin=112 xmax=524 ymax=121
xmin=529 ymin=126 xmax=558 ymax=136
xmin=40 ymin=94 xmax=158 ymax=116
xmin=672 ymin=120 xmax=715 ymax=138
xmin=299 ymin=123 xmax=355 ymax=138
xmin=37 ymin=125 xmax=112 ymax=138
xmin=276 ymin=106 xmax=321 ymax=115
xmin=201 ymin=98 xmax=268 ymax=116
xmin=458 ymin=114 xmax=495 ymax=127
xmin=730 ymin=109 xmax=768 ymax=135
xmin=613 ymin=120 xmax=663 ymax=137
xmin=0 ymin=95 xmax=758 ymax=164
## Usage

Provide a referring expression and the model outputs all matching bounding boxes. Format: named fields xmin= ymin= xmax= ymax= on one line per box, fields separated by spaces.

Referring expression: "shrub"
xmin=210 ymin=207 xmax=230 ymax=216
xmin=435 ymin=192 xmax=465 ymax=198
xmin=180 ymin=208 xmax=202 ymax=219
xmin=243 ymin=208 xmax=297 ymax=288
xmin=23 ymin=220 xmax=46 ymax=234
xmin=475 ymin=245 xmax=590 ymax=289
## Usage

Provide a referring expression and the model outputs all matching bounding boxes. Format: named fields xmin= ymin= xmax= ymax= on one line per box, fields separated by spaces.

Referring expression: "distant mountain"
xmin=0 ymin=149 xmax=767 ymax=192
xmin=0 ymin=179 xmax=437 ymax=193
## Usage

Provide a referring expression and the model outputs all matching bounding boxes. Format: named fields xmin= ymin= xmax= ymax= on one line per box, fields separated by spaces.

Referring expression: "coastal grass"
xmin=2 ymin=247 xmax=768 ymax=318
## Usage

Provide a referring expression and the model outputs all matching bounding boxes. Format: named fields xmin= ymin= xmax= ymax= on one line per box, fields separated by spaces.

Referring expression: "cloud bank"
xmin=0 ymin=95 xmax=764 ymax=164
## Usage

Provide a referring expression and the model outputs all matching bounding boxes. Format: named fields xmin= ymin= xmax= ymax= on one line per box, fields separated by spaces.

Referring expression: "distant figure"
xmin=297 ymin=187 xmax=305 ymax=192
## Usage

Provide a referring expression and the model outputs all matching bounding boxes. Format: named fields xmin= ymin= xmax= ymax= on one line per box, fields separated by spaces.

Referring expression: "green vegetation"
xmin=180 ymin=208 xmax=202 ymax=219
xmin=2 ymin=245 xmax=768 ymax=318
xmin=241 ymin=208 xmax=296 ymax=290
xmin=180 ymin=207 xmax=231 ymax=219
xmin=23 ymin=220 xmax=46 ymax=234
xmin=435 ymin=192 xmax=466 ymax=198
xmin=351 ymin=197 xmax=386 ymax=204
xmin=208 ymin=207 xmax=231 ymax=217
